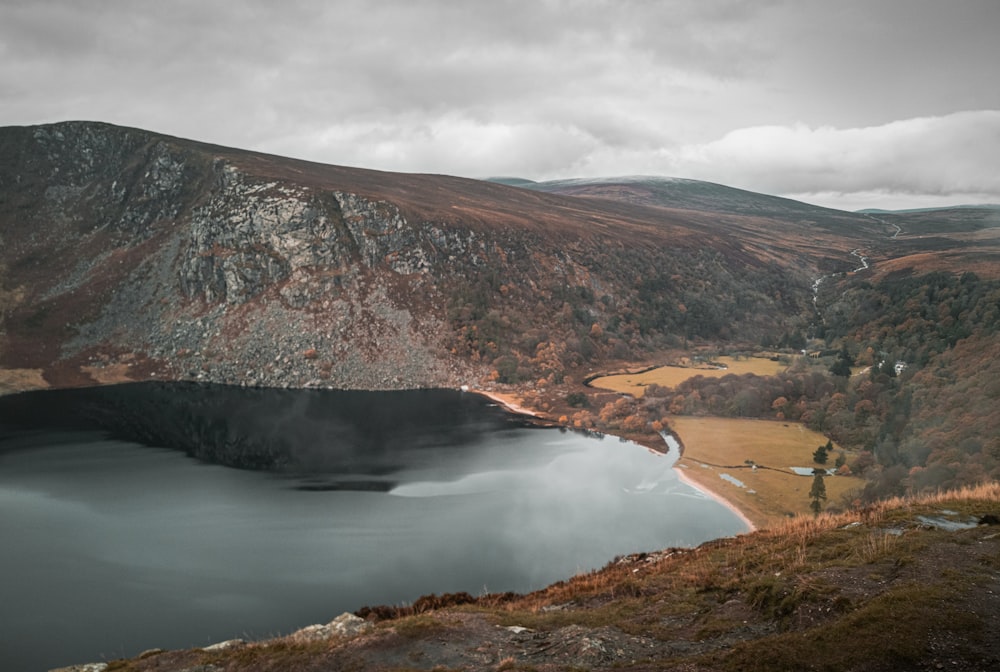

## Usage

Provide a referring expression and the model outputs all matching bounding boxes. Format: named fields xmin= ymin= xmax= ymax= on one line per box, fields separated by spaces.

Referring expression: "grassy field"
xmin=668 ymin=416 xmax=865 ymax=528
xmin=591 ymin=356 xmax=788 ymax=396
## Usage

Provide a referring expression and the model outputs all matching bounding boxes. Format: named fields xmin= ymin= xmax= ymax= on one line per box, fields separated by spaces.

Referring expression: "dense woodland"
xmin=445 ymin=239 xmax=810 ymax=387
xmin=554 ymin=270 xmax=1000 ymax=504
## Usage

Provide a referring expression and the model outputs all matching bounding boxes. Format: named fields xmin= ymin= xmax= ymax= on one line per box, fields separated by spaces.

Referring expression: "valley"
xmin=2 ymin=120 xmax=998 ymax=522
xmin=0 ymin=122 xmax=1000 ymax=516
xmin=3 ymin=121 xmax=1000 ymax=670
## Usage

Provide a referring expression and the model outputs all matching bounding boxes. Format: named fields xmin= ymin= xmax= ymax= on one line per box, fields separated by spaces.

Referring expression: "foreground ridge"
xmin=58 ymin=484 xmax=1000 ymax=672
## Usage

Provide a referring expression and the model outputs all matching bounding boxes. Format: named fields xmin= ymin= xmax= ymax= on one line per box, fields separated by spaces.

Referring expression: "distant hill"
xmin=484 ymin=176 xmax=538 ymax=187
xmin=859 ymin=204 xmax=1000 ymax=214
xmin=510 ymin=174 xmax=862 ymax=222
xmin=860 ymin=204 xmax=1000 ymax=279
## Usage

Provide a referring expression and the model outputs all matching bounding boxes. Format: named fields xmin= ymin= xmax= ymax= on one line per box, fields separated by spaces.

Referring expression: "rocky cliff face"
xmin=1 ymin=123 xmax=482 ymax=390
xmin=0 ymin=121 xmax=833 ymax=392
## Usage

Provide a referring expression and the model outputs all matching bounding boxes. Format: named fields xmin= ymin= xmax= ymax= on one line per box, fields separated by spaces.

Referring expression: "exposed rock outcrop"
xmin=289 ymin=613 xmax=372 ymax=642
xmin=0 ymin=123 xmax=485 ymax=390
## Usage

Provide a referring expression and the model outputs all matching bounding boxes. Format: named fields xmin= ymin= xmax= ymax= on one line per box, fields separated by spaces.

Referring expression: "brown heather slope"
xmin=0 ymin=121 xmax=885 ymax=393
xmin=866 ymin=207 xmax=1000 ymax=280
xmin=527 ymin=177 xmax=1000 ymax=280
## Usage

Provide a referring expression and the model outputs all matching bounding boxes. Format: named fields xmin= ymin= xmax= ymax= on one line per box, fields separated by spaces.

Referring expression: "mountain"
xmin=0 ymin=121 xmax=885 ymax=393
xmin=861 ymin=206 xmax=1000 ymax=279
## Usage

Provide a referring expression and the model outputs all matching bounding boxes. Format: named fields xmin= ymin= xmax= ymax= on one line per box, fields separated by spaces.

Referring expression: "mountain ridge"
xmin=498 ymin=173 xmax=863 ymax=219
xmin=0 ymin=120 xmax=875 ymax=393
xmin=859 ymin=204 xmax=1000 ymax=214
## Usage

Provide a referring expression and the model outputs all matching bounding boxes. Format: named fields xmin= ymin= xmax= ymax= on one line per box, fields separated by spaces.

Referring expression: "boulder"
xmin=290 ymin=612 xmax=372 ymax=642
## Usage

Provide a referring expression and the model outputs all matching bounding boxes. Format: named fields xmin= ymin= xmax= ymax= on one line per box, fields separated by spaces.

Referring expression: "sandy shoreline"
xmin=469 ymin=387 xmax=757 ymax=533
xmin=673 ymin=464 xmax=757 ymax=532
xmin=468 ymin=389 xmax=542 ymax=417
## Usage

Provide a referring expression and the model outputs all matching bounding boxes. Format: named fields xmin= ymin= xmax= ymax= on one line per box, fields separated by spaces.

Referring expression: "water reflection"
xmin=0 ymin=384 xmax=746 ymax=670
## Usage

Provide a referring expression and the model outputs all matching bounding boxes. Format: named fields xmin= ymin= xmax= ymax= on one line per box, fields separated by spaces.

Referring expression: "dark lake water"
xmin=0 ymin=383 xmax=746 ymax=671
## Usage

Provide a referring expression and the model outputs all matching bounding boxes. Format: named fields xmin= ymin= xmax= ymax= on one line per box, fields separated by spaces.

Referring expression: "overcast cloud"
xmin=2 ymin=0 xmax=998 ymax=210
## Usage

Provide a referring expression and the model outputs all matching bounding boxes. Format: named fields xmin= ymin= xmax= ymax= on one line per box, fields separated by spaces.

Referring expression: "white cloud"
xmin=669 ymin=111 xmax=1000 ymax=208
xmin=782 ymin=190 xmax=1000 ymax=213
xmin=2 ymin=1 xmax=999 ymax=209
xmin=265 ymin=116 xmax=602 ymax=178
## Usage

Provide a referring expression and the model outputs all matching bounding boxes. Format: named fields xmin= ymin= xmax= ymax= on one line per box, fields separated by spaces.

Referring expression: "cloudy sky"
xmin=2 ymin=0 xmax=998 ymax=211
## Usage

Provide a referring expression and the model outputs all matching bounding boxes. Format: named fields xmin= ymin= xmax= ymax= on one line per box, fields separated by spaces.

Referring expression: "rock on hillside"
xmin=0 ymin=122 xmax=854 ymax=392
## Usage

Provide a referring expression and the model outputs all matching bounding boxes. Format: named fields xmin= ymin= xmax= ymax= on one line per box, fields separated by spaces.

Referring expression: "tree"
xmin=829 ymin=344 xmax=854 ymax=377
xmin=771 ymin=396 xmax=789 ymax=419
xmin=809 ymin=472 xmax=827 ymax=515
xmin=813 ymin=442 xmax=829 ymax=464
xmin=829 ymin=357 xmax=852 ymax=377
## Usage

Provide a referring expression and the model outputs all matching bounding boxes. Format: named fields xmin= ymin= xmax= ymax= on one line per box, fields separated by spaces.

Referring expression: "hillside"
xmin=515 ymin=175 xmax=867 ymax=224
xmin=502 ymin=175 xmax=893 ymax=273
xmin=514 ymin=176 xmax=1000 ymax=281
xmin=56 ymin=485 xmax=1000 ymax=672
xmin=864 ymin=206 xmax=1000 ymax=280
xmin=0 ymin=122 xmax=882 ymax=394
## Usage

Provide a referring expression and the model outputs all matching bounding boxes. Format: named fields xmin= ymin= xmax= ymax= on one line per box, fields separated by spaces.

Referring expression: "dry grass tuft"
xmin=853 ymin=531 xmax=900 ymax=564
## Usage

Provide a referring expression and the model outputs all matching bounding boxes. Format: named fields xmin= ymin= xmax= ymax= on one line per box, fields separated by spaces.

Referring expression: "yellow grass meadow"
xmin=591 ymin=356 xmax=788 ymax=397
xmin=668 ymin=416 xmax=865 ymax=528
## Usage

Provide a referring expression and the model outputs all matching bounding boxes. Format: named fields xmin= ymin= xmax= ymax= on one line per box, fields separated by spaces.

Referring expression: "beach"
xmin=473 ymin=388 xmax=758 ymax=533
xmin=673 ymin=463 xmax=758 ymax=532
xmin=469 ymin=388 xmax=542 ymax=417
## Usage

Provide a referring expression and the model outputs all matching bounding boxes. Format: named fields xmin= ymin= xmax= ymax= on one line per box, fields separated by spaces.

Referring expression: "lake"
xmin=0 ymin=383 xmax=746 ymax=670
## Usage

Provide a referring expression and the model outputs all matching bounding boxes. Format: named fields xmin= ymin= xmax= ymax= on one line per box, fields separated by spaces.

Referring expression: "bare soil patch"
xmin=0 ymin=367 xmax=48 ymax=395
